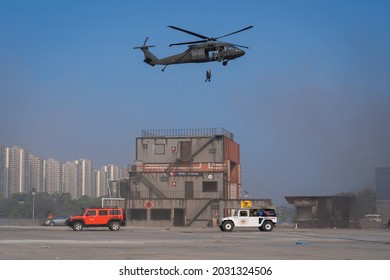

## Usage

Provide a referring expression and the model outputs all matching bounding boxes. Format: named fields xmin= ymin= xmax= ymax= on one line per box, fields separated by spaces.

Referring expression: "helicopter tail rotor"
xmin=133 ymin=37 xmax=156 ymax=50
xmin=133 ymin=37 xmax=159 ymax=66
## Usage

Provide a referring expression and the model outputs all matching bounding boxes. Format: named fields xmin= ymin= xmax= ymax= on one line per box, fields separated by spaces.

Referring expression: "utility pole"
xmin=31 ymin=189 xmax=36 ymax=220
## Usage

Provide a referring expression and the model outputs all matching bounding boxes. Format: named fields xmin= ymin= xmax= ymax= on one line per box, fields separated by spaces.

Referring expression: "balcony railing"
xmin=127 ymin=190 xmax=224 ymax=199
xmin=141 ymin=128 xmax=234 ymax=141
xmin=133 ymin=162 xmax=227 ymax=173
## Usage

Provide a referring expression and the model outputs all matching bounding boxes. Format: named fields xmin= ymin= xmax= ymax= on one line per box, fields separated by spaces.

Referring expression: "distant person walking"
xmin=205 ymin=69 xmax=211 ymax=82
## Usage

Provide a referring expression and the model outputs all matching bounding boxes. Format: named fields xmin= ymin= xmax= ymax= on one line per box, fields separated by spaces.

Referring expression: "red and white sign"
xmin=144 ymin=200 xmax=154 ymax=209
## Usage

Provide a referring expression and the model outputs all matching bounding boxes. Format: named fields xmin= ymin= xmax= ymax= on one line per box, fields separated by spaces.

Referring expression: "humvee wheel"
xmin=261 ymin=221 xmax=274 ymax=232
xmin=222 ymin=221 xmax=234 ymax=232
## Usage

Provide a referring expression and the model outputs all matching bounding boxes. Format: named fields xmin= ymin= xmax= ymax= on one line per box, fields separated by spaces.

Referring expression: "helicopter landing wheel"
xmin=222 ymin=60 xmax=228 ymax=66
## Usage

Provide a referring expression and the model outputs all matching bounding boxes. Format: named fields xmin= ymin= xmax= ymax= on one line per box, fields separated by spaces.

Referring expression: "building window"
xmin=128 ymin=209 xmax=147 ymax=220
xmin=154 ymin=144 xmax=165 ymax=154
xmin=180 ymin=141 xmax=191 ymax=159
xmin=203 ymin=181 xmax=218 ymax=192
xmin=130 ymin=191 xmax=141 ymax=198
xmin=151 ymin=209 xmax=171 ymax=220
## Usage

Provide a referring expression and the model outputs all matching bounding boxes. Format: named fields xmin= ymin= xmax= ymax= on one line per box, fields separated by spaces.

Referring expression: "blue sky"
xmin=1 ymin=0 xmax=390 ymax=205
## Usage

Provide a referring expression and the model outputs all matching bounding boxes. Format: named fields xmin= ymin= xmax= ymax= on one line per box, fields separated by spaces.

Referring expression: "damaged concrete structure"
xmin=285 ymin=195 xmax=356 ymax=228
xmin=376 ymin=167 xmax=390 ymax=225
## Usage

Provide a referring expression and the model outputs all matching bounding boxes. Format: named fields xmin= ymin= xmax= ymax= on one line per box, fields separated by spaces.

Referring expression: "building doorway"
xmin=173 ymin=208 xmax=185 ymax=226
xmin=185 ymin=181 xmax=194 ymax=199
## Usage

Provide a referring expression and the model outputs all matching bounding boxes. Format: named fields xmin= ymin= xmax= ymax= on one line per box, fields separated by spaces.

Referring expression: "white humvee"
xmin=218 ymin=208 xmax=277 ymax=232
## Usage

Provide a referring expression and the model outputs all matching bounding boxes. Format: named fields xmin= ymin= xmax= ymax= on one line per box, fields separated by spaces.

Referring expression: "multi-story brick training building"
xmin=105 ymin=128 xmax=272 ymax=227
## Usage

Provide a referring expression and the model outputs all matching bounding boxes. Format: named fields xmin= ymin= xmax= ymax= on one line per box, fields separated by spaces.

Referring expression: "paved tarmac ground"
xmin=0 ymin=225 xmax=389 ymax=260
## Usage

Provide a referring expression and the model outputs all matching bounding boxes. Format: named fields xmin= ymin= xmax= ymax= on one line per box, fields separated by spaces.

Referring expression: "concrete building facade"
xmin=285 ymin=195 xmax=356 ymax=228
xmin=1 ymin=144 xmax=127 ymax=199
xmin=376 ymin=167 xmax=390 ymax=225
xmin=0 ymin=145 xmax=10 ymax=198
xmin=30 ymin=155 xmax=44 ymax=193
xmin=9 ymin=146 xmax=30 ymax=195
xmin=45 ymin=158 xmax=63 ymax=194
xmin=63 ymin=161 xmax=80 ymax=199
xmin=104 ymin=128 xmax=273 ymax=227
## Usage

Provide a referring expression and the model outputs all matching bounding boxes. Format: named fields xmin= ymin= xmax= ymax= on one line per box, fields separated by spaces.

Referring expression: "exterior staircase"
xmin=165 ymin=136 xmax=216 ymax=173
xmin=130 ymin=171 xmax=167 ymax=199
xmin=186 ymin=199 xmax=218 ymax=227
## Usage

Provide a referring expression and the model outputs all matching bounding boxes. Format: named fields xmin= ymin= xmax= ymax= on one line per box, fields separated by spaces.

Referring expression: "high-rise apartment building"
xmin=63 ymin=160 xmax=80 ymax=199
xmin=95 ymin=168 xmax=108 ymax=197
xmin=0 ymin=145 xmax=10 ymax=198
xmin=79 ymin=159 xmax=94 ymax=197
xmin=1 ymin=144 xmax=127 ymax=199
xmin=30 ymin=155 xmax=45 ymax=193
xmin=45 ymin=158 xmax=63 ymax=194
xmin=95 ymin=164 xmax=129 ymax=197
xmin=9 ymin=146 xmax=30 ymax=195
xmin=107 ymin=164 xmax=127 ymax=180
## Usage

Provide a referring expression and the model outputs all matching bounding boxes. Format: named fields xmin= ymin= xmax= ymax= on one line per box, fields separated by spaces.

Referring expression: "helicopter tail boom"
xmin=133 ymin=37 xmax=159 ymax=66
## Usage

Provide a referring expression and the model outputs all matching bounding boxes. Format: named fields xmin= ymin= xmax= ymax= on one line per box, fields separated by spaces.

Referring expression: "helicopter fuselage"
xmin=156 ymin=42 xmax=245 ymax=66
xmin=134 ymin=25 xmax=252 ymax=71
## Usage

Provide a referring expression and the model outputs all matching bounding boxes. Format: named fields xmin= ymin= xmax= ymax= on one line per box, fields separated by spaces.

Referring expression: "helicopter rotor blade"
xmin=169 ymin=40 xmax=207 ymax=47
xmin=231 ymin=43 xmax=249 ymax=49
xmin=216 ymin=25 xmax=254 ymax=40
xmin=167 ymin=25 xmax=253 ymax=47
xmin=167 ymin=26 xmax=208 ymax=40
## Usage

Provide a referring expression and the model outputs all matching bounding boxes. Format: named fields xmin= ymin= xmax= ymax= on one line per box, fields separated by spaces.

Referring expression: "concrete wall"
xmin=0 ymin=218 xmax=41 ymax=226
xmin=377 ymin=200 xmax=390 ymax=225
xmin=134 ymin=172 xmax=225 ymax=199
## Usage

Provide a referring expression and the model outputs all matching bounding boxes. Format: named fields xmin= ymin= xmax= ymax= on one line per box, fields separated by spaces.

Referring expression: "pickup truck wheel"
xmin=72 ymin=221 xmax=84 ymax=231
xmin=261 ymin=221 xmax=274 ymax=232
xmin=222 ymin=221 xmax=234 ymax=232
xmin=49 ymin=221 xmax=55 ymax=226
xmin=109 ymin=221 xmax=120 ymax=231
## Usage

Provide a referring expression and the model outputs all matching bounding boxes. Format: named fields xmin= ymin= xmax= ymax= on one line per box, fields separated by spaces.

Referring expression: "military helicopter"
xmin=134 ymin=25 xmax=253 ymax=71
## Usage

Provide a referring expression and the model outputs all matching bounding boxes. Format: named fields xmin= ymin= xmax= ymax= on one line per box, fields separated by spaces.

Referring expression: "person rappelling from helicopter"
xmin=205 ymin=68 xmax=211 ymax=82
